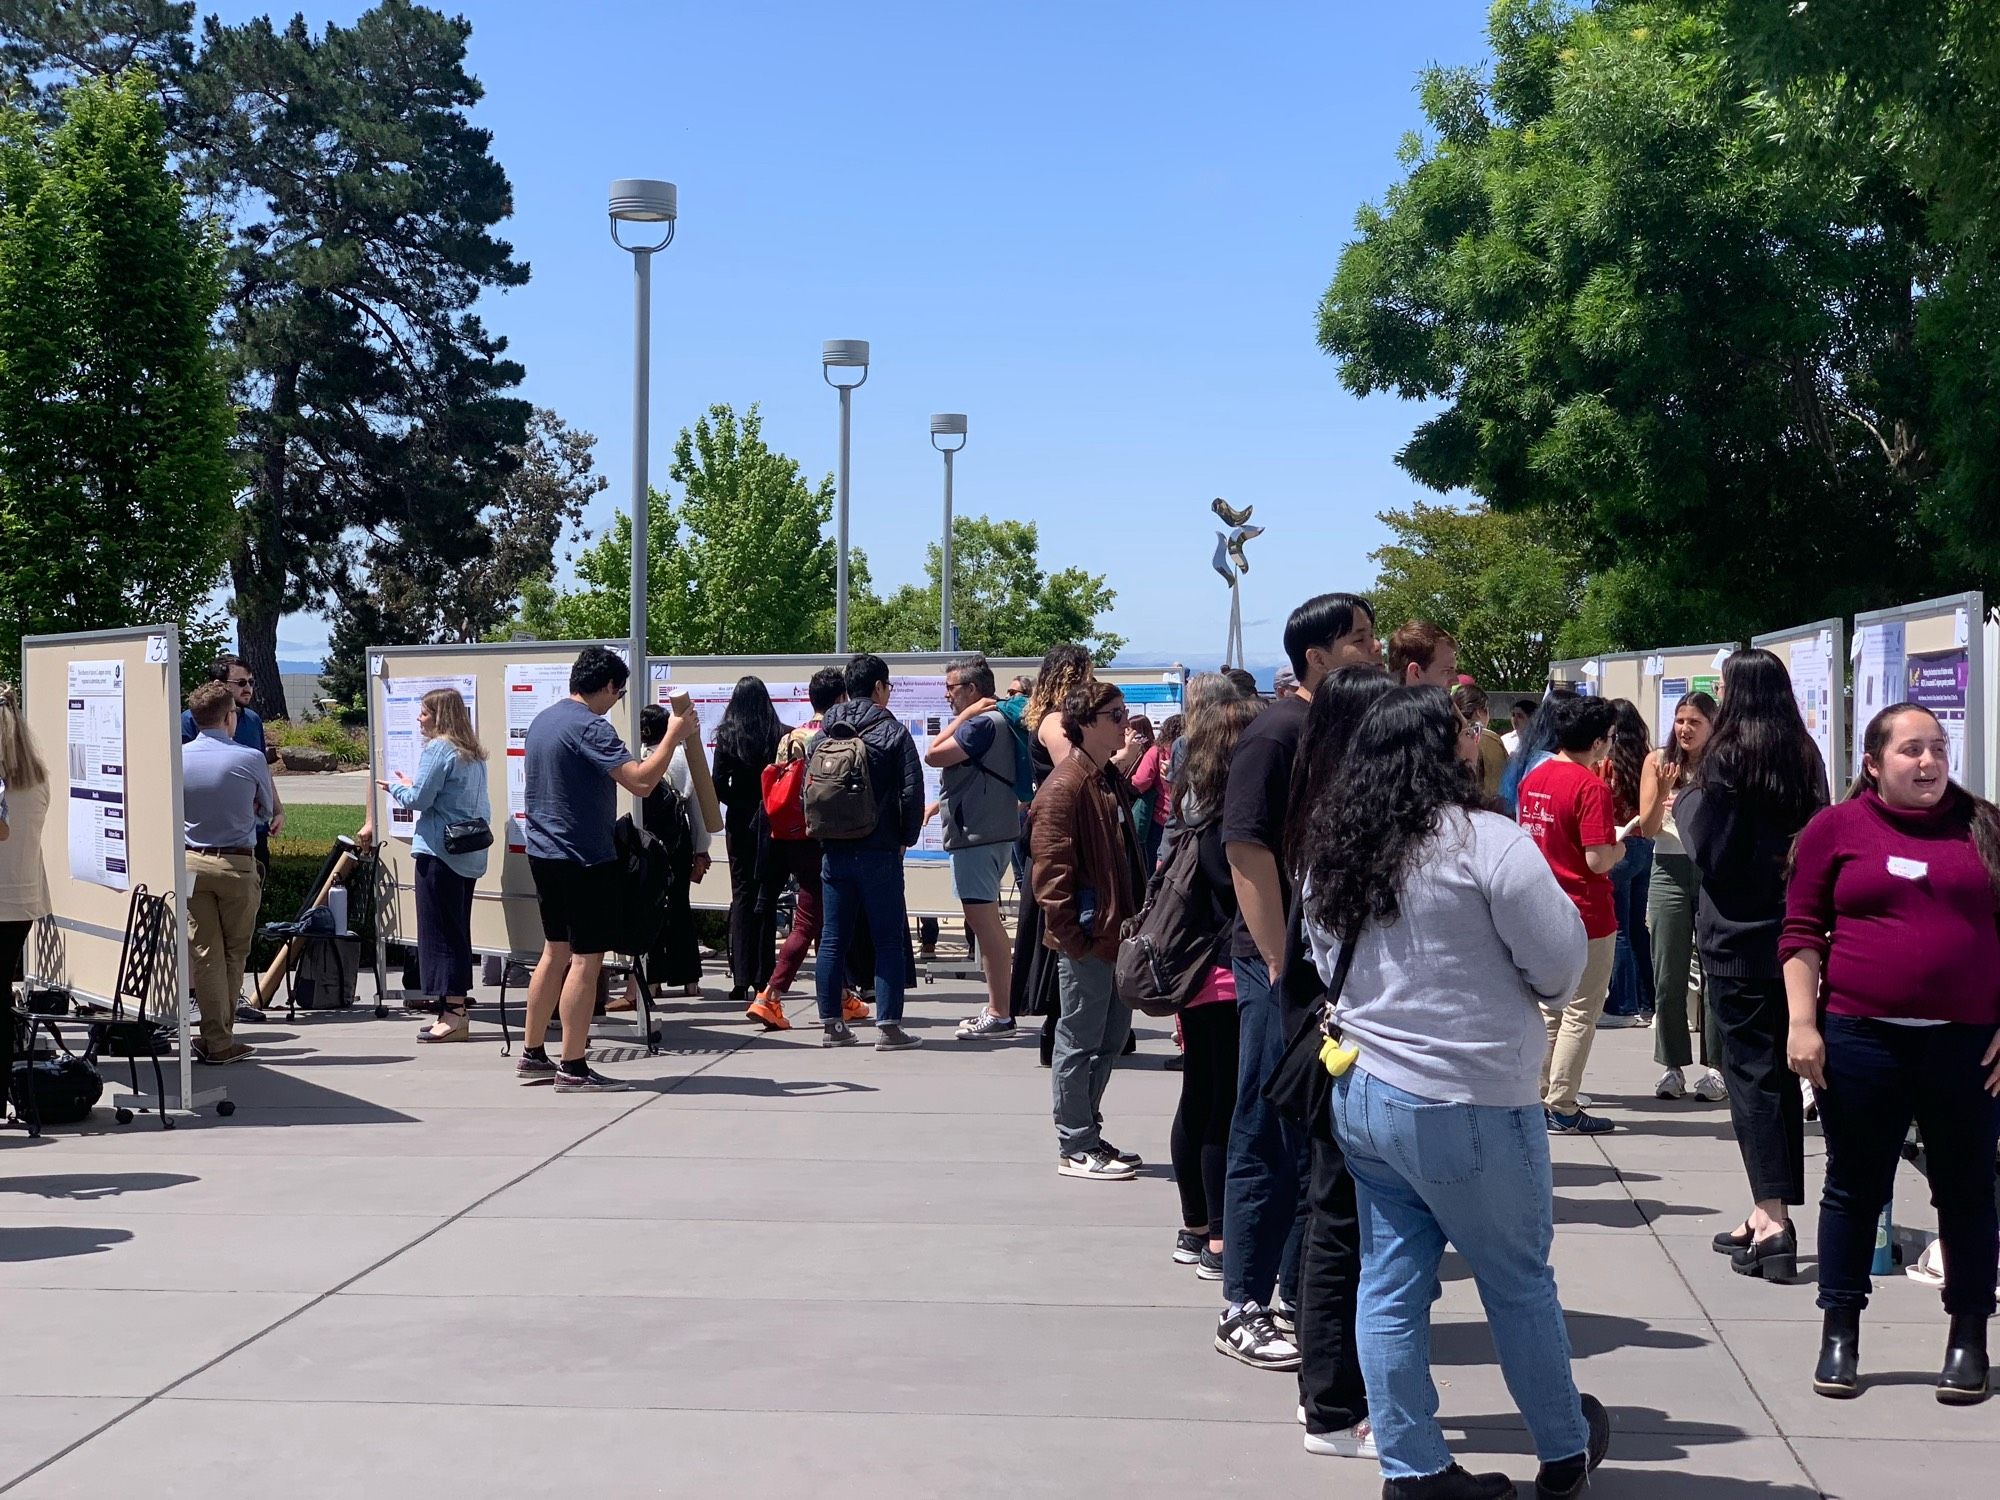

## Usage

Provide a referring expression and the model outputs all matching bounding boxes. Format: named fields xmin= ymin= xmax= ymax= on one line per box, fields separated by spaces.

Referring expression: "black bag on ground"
xmin=1114 ymin=825 xmax=1229 ymax=1017
xmin=611 ymin=813 xmax=673 ymax=957
xmin=291 ymin=934 xmax=362 ymax=1010
xmin=11 ymin=1051 xmax=102 ymax=1125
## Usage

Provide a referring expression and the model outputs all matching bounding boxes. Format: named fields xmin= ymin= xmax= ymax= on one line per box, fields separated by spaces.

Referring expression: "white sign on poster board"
xmin=503 ymin=663 xmax=573 ymax=853
xmin=1788 ymin=631 xmax=1835 ymax=775
xmin=381 ymin=675 xmax=477 ymax=840
xmin=65 ymin=659 xmax=129 ymax=891
xmin=1852 ymin=623 xmax=1906 ymax=775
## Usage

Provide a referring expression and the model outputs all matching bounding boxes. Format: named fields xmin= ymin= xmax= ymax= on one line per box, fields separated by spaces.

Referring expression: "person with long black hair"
xmin=1301 ymin=686 xmax=1607 ymax=1500
xmin=1783 ymin=703 xmax=2000 ymax=1403
xmin=1284 ymin=663 xmax=1391 ymax=1461
xmin=712 ymin=675 xmax=784 ymax=1016
xmin=1598 ymin=699 xmax=1656 ymax=1027
xmin=1496 ymin=686 xmax=1575 ymax=817
xmin=1680 ymin=648 xmax=1828 ymax=1282
xmin=1640 ymin=691 xmax=1724 ymax=1101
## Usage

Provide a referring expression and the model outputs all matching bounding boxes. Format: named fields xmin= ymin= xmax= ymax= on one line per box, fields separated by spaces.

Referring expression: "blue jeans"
xmin=1331 ymin=1068 xmax=1590 ymax=1481
xmin=1222 ymin=956 xmax=1308 ymax=1307
xmin=816 ymin=846 xmax=909 ymax=1024
xmin=1604 ymin=836 xmax=1656 ymax=1017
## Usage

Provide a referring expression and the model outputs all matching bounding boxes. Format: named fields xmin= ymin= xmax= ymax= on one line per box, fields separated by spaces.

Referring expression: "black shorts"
xmin=528 ymin=856 xmax=622 ymax=956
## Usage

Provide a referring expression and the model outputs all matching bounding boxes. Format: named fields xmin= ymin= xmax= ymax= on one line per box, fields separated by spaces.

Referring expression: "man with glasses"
xmin=925 ymin=653 xmax=1023 ymax=1038
xmin=517 ymin=645 xmax=693 ymax=1092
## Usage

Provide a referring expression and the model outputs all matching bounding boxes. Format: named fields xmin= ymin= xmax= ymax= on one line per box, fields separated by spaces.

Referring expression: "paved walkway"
xmin=0 ymin=971 xmax=1983 ymax=1497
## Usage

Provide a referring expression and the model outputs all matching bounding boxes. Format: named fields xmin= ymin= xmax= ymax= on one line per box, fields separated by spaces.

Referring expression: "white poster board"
xmin=378 ymin=674 xmax=478 ymax=841
xmin=1852 ymin=621 xmax=1906 ymax=774
xmin=1788 ymin=630 xmax=1837 ymax=774
xmin=65 ymin=659 xmax=130 ymax=891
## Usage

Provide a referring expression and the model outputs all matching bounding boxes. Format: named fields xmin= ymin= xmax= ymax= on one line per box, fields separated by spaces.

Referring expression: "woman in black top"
xmin=712 ymin=675 xmax=783 ymax=1007
xmin=1679 ymin=649 xmax=1828 ymax=1283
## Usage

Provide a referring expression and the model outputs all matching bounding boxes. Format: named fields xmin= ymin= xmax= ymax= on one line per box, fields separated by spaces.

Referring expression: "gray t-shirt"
xmin=1305 ymin=807 xmax=1588 ymax=1108
xmin=522 ymin=698 xmax=633 ymax=866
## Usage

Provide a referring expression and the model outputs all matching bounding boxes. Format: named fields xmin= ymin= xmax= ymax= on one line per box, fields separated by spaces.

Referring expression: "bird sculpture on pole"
xmin=1210 ymin=497 xmax=1264 ymax=667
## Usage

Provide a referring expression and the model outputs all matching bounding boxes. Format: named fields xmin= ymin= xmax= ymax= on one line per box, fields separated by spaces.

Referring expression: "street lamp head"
xmin=609 ymin=178 xmax=676 ymax=251
xmin=823 ymin=338 xmax=870 ymax=389
xmin=930 ymin=412 xmax=967 ymax=452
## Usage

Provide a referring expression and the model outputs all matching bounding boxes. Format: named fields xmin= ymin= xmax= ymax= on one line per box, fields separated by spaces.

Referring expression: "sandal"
xmin=418 ymin=1002 xmax=471 ymax=1044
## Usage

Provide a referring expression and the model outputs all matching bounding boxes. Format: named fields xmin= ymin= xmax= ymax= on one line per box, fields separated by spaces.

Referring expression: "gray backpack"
xmin=804 ymin=721 xmax=879 ymax=840
xmin=940 ymin=710 xmax=1020 ymax=850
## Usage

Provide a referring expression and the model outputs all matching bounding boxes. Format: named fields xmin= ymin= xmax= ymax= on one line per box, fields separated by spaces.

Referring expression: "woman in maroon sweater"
xmin=1782 ymin=703 xmax=2000 ymax=1406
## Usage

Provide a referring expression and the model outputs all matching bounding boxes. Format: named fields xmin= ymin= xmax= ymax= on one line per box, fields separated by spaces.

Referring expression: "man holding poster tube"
xmin=516 ymin=646 xmax=694 ymax=1092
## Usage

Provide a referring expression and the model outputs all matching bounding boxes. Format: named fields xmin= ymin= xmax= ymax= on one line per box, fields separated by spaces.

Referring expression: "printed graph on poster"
xmin=66 ymin=659 xmax=128 ymax=891
xmin=1906 ymin=648 xmax=1970 ymax=779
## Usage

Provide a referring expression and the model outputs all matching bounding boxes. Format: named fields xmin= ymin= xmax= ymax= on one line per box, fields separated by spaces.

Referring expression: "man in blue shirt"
xmin=183 ymin=682 xmax=279 ymax=1064
xmin=180 ymin=655 xmax=283 ymax=869
xmin=517 ymin=646 xmax=693 ymax=1093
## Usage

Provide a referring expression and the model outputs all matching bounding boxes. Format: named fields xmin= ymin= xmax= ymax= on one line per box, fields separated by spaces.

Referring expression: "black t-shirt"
xmin=1219 ymin=691 xmax=1311 ymax=961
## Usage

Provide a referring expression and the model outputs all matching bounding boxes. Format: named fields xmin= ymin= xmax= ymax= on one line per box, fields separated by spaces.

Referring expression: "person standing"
xmin=1502 ymin=701 xmax=1532 ymax=755
xmin=626 ymin=704 xmax=711 ymax=1011
xmin=1015 ymin=644 xmax=1102 ymax=1063
xmin=1598 ymin=699 xmax=1656 ymax=1027
xmin=1125 ymin=716 xmax=1163 ymax=868
xmin=813 ymin=654 xmax=925 ymax=1051
xmin=1783 ymin=703 xmax=2000 ymax=1403
xmin=1031 ymin=680 xmax=1146 ymax=1179
xmin=518 ymin=646 xmax=694 ymax=1093
xmin=1385 ymin=620 xmax=1458 ymax=688
xmin=1300 ymin=686 xmax=1608 ymax=1500
xmin=1640 ymin=691 xmax=1726 ymax=1101
xmin=179 ymin=654 xmax=283 ymax=868
xmin=712 ymin=676 xmax=784 ymax=1015
xmin=1220 ymin=591 xmax=1378 ymax=1370
xmin=1518 ymin=695 xmax=1624 ymax=1135
xmin=1680 ymin=647 xmax=1828 ymax=1281
xmin=925 ymin=653 xmax=1022 ymax=1040
xmin=0 ymin=683 xmax=51 ymax=1108
xmin=1451 ymin=682 xmax=1508 ymax=801
xmin=380 ymin=688 xmax=490 ymax=1043
xmin=182 ymin=682 xmax=279 ymax=1065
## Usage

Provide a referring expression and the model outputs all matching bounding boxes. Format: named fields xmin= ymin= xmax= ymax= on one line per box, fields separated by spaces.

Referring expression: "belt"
xmin=187 ymin=844 xmax=256 ymax=857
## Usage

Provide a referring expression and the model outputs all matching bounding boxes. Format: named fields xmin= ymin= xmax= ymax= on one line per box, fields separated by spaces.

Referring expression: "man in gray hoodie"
xmin=814 ymin=653 xmax=926 ymax=1050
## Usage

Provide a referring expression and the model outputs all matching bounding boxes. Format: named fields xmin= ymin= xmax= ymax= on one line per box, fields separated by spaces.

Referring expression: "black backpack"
xmin=643 ymin=780 xmax=696 ymax=877
xmin=611 ymin=813 xmax=674 ymax=956
xmin=1115 ymin=824 xmax=1229 ymax=1017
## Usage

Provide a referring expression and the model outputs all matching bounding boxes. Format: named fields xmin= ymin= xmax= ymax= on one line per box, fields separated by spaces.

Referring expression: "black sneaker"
xmin=1097 ymin=1137 xmax=1142 ymax=1167
xmin=1196 ymin=1246 xmax=1224 ymax=1280
xmin=1215 ymin=1304 xmax=1300 ymax=1370
xmin=1534 ymin=1393 xmax=1611 ymax=1499
xmin=876 ymin=1023 xmax=923 ymax=1051
xmin=822 ymin=1020 xmax=858 ymax=1048
xmin=1173 ymin=1229 xmax=1205 ymax=1265
xmin=553 ymin=1066 xmax=630 ymax=1094
xmin=1385 ymin=1464 xmax=1515 ymax=1499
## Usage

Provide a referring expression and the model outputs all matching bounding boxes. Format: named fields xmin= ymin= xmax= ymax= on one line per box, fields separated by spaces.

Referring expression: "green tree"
xmin=0 ymin=2 xmax=534 ymax=719
xmin=1369 ymin=501 xmax=1586 ymax=688
xmin=0 ymin=69 xmax=233 ymax=673
xmin=1318 ymin=0 xmax=1956 ymax=651
xmin=851 ymin=515 xmax=1124 ymax=663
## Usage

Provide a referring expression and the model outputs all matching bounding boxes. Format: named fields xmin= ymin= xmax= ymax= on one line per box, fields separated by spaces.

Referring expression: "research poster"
xmin=381 ymin=675 xmax=477 ymax=841
xmin=504 ymin=662 xmax=574 ymax=852
xmin=1906 ymin=648 xmax=1970 ymax=779
xmin=1657 ymin=678 xmax=1689 ymax=745
xmin=65 ymin=659 xmax=129 ymax=891
xmin=1788 ymin=631 xmax=1836 ymax=774
xmin=1853 ymin=622 xmax=1907 ymax=774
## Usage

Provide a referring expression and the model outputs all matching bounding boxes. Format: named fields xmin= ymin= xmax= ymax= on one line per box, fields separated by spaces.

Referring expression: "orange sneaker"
xmin=842 ymin=990 xmax=872 ymax=1023
xmin=746 ymin=992 xmax=792 ymax=1031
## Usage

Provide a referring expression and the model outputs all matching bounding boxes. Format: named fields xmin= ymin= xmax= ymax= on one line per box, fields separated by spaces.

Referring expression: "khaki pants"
xmin=1540 ymin=934 xmax=1618 ymax=1115
xmin=187 ymin=851 xmax=262 ymax=1052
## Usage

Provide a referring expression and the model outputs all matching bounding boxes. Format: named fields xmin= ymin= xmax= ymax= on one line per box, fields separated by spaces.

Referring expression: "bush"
xmin=267 ymin=717 xmax=368 ymax=767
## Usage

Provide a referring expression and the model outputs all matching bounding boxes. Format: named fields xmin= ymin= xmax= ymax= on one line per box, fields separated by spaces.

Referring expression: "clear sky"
xmin=210 ymin=0 xmax=1492 ymax=668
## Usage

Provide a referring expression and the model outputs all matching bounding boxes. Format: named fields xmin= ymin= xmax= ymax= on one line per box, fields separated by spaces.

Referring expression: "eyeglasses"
xmin=1107 ymin=706 xmax=1129 ymax=724
xmin=228 ymin=676 xmax=254 ymax=688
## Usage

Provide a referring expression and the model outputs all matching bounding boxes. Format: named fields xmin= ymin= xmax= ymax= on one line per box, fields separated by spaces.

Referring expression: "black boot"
xmin=1938 ymin=1311 xmax=1990 ymax=1406
xmin=1382 ymin=1464 xmax=1514 ymax=1500
xmin=1730 ymin=1222 xmax=1797 ymax=1282
xmin=1813 ymin=1307 xmax=1861 ymax=1398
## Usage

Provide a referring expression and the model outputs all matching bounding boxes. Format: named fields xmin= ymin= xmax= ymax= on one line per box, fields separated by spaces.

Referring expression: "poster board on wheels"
xmin=1850 ymin=592 xmax=1988 ymax=798
xmin=1592 ymin=642 xmax=1739 ymax=745
xmin=21 ymin=624 xmax=215 ymax=1117
xmin=1753 ymin=618 xmax=1846 ymax=792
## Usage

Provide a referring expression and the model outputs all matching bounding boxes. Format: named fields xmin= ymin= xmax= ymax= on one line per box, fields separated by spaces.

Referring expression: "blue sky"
xmin=218 ymin=0 xmax=1492 ymax=668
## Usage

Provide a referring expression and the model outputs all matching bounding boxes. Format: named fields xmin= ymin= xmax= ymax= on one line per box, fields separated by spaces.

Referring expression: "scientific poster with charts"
xmin=1656 ymin=678 xmax=1689 ymax=749
xmin=504 ymin=663 xmax=573 ymax=852
xmin=66 ymin=660 xmax=129 ymax=891
xmin=1906 ymin=649 xmax=1970 ymax=779
xmin=893 ymin=675 xmax=953 ymax=859
xmin=1852 ymin=623 xmax=1906 ymax=776
xmin=381 ymin=675 xmax=476 ymax=841
xmin=1787 ymin=632 xmax=1835 ymax=774
xmin=650 ymin=678 xmax=818 ymax=754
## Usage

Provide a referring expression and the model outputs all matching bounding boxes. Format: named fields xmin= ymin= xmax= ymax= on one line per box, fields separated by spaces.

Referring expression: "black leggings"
xmin=0 ymin=920 xmax=29 ymax=1114
xmin=1171 ymin=1002 xmax=1240 ymax=1231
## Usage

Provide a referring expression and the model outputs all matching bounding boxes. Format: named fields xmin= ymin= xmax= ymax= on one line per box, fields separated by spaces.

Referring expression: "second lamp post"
xmin=930 ymin=413 xmax=967 ymax=651
xmin=823 ymin=340 xmax=870 ymax=652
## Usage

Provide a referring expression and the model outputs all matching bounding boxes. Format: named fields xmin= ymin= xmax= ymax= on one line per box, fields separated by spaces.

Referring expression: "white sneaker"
xmin=1654 ymin=1067 xmax=1687 ymax=1100
xmin=1058 ymin=1148 xmax=1136 ymax=1181
xmin=1694 ymin=1069 xmax=1727 ymax=1102
xmin=1214 ymin=1304 xmax=1299 ymax=1370
xmin=1303 ymin=1418 xmax=1377 ymax=1459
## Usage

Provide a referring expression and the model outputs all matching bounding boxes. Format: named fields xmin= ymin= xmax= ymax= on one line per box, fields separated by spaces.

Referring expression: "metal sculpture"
xmin=1209 ymin=497 xmax=1264 ymax=667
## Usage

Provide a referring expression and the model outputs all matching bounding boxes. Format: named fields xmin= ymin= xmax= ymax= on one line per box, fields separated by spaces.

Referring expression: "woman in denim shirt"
xmin=379 ymin=688 xmax=490 ymax=1042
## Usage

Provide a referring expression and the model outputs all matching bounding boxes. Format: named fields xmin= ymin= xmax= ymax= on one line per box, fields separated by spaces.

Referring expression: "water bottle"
xmin=1871 ymin=1200 xmax=1897 ymax=1275
xmin=328 ymin=886 xmax=350 ymax=935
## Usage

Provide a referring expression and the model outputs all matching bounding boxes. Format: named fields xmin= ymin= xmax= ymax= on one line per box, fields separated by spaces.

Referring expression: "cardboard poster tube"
xmin=668 ymin=689 xmax=724 ymax=831
xmin=254 ymin=849 xmax=358 ymax=1006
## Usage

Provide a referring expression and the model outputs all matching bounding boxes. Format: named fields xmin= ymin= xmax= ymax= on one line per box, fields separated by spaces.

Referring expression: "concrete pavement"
xmin=0 ymin=971 xmax=1982 ymax=1497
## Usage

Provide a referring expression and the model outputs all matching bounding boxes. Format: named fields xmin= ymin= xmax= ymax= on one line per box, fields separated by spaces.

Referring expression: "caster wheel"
xmin=115 ymin=1107 xmax=133 ymax=1125
xmin=216 ymin=1100 xmax=236 ymax=1117
xmin=375 ymin=1004 xmax=388 ymax=1019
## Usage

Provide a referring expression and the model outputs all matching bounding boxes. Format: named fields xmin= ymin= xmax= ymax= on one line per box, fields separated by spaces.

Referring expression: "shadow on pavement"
xmin=0 ymin=1172 xmax=196 ymax=1201
xmin=0 ymin=1225 xmax=135 ymax=1261
xmin=1435 ymin=1312 xmax=1709 ymax=1365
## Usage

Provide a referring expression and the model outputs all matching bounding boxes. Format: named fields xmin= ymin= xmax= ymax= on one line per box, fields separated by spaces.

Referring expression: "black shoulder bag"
xmin=1261 ymin=928 xmax=1356 ymax=1129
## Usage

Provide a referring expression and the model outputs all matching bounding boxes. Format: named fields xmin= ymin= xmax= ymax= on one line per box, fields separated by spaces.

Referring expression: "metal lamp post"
xmin=823 ymin=340 xmax=870 ymax=652
xmin=609 ymin=178 xmax=676 ymax=747
xmin=930 ymin=414 xmax=967 ymax=651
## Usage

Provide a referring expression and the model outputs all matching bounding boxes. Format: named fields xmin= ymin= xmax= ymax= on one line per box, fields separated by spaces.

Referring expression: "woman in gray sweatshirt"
xmin=1298 ymin=686 xmax=1606 ymax=1500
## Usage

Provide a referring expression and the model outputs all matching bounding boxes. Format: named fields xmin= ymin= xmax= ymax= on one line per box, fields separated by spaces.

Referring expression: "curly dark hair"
xmin=1284 ymin=664 xmax=1393 ymax=876
xmin=1603 ymin=699 xmax=1649 ymax=823
xmin=1302 ymin=685 xmax=1486 ymax=942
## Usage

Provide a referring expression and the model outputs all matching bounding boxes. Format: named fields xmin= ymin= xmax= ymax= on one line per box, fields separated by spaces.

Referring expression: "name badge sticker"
xmin=1886 ymin=856 xmax=1929 ymax=881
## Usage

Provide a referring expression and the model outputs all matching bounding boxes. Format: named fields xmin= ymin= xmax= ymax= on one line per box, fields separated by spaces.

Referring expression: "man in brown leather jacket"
xmin=1031 ymin=679 xmax=1147 ymax=1181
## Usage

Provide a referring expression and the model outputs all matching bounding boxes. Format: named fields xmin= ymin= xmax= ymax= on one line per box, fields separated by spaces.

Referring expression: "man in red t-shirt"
xmin=1518 ymin=695 xmax=1626 ymax=1134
